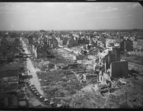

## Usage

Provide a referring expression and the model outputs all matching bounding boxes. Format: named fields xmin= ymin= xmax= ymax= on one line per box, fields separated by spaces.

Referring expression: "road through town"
xmin=21 ymin=38 xmax=44 ymax=95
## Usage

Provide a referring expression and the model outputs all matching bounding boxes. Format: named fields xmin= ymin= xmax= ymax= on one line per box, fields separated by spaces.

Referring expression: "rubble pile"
xmin=57 ymin=75 xmax=143 ymax=108
xmin=38 ymin=61 xmax=55 ymax=71
xmin=105 ymin=77 xmax=143 ymax=108
xmin=36 ymin=70 xmax=83 ymax=99
xmin=69 ymin=89 xmax=105 ymax=108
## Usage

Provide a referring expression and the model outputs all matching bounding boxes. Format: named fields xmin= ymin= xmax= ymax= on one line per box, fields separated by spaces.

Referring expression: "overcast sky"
xmin=0 ymin=2 xmax=143 ymax=31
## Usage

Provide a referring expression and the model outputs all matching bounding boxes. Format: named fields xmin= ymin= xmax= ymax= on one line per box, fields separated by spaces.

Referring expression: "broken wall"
xmin=110 ymin=61 xmax=128 ymax=78
xmin=37 ymin=47 xmax=47 ymax=59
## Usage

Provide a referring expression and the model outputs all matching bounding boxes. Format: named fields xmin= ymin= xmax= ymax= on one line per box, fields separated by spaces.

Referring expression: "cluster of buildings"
xmin=21 ymin=30 xmax=143 ymax=71
xmin=0 ymin=30 xmax=143 ymax=108
xmin=0 ymin=32 xmax=30 ymax=108
xmin=21 ymin=31 xmax=126 ymax=84
xmin=0 ymin=65 xmax=29 ymax=108
xmin=20 ymin=30 xmax=143 ymax=59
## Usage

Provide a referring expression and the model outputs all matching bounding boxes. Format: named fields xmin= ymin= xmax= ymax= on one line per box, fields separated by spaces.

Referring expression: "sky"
xmin=0 ymin=2 xmax=143 ymax=31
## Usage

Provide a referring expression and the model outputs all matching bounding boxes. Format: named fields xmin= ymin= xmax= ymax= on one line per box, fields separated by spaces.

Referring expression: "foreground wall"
xmin=110 ymin=61 xmax=128 ymax=78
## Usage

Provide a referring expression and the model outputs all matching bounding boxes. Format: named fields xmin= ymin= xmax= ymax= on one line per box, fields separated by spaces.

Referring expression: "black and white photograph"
xmin=0 ymin=2 xmax=143 ymax=108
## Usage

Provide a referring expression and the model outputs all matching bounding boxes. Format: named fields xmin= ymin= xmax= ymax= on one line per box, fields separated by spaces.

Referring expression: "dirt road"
xmin=21 ymin=38 xmax=44 ymax=95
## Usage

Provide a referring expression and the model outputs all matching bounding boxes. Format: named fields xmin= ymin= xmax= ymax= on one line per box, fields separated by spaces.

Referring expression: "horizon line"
xmin=0 ymin=29 xmax=143 ymax=31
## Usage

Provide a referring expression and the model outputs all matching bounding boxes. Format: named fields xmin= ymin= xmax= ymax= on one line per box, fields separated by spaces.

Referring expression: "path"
xmin=21 ymin=38 xmax=44 ymax=95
